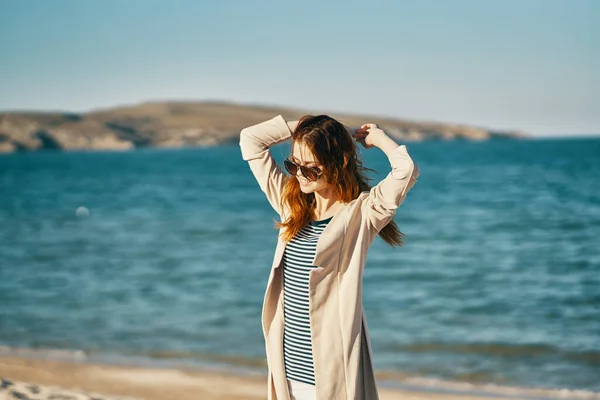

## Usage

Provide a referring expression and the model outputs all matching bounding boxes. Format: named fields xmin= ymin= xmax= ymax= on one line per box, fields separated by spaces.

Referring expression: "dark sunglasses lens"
xmin=284 ymin=159 xmax=297 ymax=175
xmin=284 ymin=159 xmax=320 ymax=181
xmin=302 ymin=167 xmax=318 ymax=181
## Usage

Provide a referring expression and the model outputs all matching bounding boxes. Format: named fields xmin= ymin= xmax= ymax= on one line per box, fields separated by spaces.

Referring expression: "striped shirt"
xmin=282 ymin=215 xmax=333 ymax=386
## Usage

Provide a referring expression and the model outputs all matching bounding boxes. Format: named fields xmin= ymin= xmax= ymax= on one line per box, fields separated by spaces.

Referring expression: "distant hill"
xmin=0 ymin=101 xmax=529 ymax=152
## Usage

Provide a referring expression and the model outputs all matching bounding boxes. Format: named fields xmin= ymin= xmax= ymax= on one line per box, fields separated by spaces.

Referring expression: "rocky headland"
xmin=0 ymin=101 xmax=529 ymax=153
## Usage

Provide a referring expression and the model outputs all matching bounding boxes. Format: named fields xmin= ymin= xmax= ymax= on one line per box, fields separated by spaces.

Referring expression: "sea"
xmin=1 ymin=136 xmax=599 ymax=399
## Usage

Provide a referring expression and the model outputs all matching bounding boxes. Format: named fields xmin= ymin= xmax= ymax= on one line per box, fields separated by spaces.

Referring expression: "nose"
xmin=295 ymin=168 xmax=309 ymax=182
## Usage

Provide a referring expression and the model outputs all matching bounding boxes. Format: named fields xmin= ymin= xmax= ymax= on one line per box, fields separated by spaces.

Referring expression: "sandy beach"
xmin=0 ymin=354 xmax=548 ymax=400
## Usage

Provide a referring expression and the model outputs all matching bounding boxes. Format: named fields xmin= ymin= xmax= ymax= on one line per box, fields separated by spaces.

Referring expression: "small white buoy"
xmin=76 ymin=206 xmax=90 ymax=217
xmin=74 ymin=350 xmax=87 ymax=360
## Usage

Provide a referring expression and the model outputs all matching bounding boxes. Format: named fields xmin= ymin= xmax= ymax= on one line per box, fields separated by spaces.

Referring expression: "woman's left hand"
xmin=352 ymin=123 xmax=385 ymax=149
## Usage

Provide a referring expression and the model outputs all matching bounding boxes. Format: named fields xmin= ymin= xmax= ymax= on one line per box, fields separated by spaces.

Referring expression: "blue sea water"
xmin=0 ymin=137 xmax=599 ymax=396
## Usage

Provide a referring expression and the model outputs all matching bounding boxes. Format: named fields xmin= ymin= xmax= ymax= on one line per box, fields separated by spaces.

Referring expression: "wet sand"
xmin=0 ymin=355 xmax=528 ymax=400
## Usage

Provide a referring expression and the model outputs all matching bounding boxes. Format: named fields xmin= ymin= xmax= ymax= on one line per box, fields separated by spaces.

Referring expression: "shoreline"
xmin=1 ymin=347 xmax=599 ymax=400
xmin=0 ymin=355 xmax=517 ymax=400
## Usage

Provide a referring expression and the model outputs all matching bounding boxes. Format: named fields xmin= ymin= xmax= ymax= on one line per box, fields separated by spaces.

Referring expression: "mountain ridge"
xmin=0 ymin=101 xmax=529 ymax=152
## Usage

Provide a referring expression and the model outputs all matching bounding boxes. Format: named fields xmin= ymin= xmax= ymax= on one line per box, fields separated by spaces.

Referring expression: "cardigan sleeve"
xmin=239 ymin=115 xmax=293 ymax=216
xmin=362 ymin=144 xmax=420 ymax=233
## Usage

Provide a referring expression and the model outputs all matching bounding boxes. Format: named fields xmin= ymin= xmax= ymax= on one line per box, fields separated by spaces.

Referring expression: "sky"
xmin=1 ymin=0 xmax=598 ymax=137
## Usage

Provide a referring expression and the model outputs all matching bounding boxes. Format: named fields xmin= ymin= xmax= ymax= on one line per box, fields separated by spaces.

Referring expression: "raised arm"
xmin=239 ymin=115 xmax=298 ymax=216
xmin=354 ymin=124 xmax=420 ymax=233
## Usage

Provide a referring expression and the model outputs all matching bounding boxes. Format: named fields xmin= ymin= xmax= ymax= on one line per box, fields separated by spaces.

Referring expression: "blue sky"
xmin=1 ymin=0 xmax=598 ymax=136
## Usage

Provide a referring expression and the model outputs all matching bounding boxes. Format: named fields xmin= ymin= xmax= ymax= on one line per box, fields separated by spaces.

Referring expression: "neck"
xmin=312 ymin=187 xmax=341 ymax=218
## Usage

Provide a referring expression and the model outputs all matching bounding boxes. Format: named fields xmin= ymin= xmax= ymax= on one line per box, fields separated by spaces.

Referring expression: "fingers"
xmin=352 ymin=123 xmax=378 ymax=148
xmin=353 ymin=125 xmax=373 ymax=138
xmin=352 ymin=124 xmax=379 ymax=149
xmin=361 ymin=123 xmax=378 ymax=130
xmin=353 ymin=126 xmax=372 ymax=135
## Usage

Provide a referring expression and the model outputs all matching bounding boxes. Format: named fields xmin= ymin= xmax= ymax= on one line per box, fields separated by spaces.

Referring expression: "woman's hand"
xmin=352 ymin=123 xmax=386 ymax=149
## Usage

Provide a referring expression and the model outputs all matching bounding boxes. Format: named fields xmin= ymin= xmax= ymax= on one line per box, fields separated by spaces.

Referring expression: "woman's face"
xmin=291 ymin=141 xmax=331 ymax=195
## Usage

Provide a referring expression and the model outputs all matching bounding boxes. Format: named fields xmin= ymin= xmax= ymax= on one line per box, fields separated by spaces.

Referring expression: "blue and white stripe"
xmin=282 ymin=216 xmax=332 ymax=387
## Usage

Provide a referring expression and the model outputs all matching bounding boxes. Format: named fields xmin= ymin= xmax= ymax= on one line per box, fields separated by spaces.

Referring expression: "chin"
xmin=299 ymin=185 xmax=315 ymax=193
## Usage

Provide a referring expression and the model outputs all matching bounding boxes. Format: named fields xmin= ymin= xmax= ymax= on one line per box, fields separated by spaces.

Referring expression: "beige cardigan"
xmin=239 ymin=115 xmax=419 ymax=400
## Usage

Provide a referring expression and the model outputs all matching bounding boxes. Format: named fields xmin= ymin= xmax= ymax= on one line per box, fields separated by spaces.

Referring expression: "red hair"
xmin=274 ymin=115 xmax=405 ymax=247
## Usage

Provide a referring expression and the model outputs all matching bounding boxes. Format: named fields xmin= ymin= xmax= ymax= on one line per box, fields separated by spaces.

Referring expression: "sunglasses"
xmin=283 ymin=157 xmax=323 ymax=182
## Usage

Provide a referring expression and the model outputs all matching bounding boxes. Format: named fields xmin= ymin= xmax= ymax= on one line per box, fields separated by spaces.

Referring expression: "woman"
xmin=239 ymin=114 xmax=419 ymax=400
